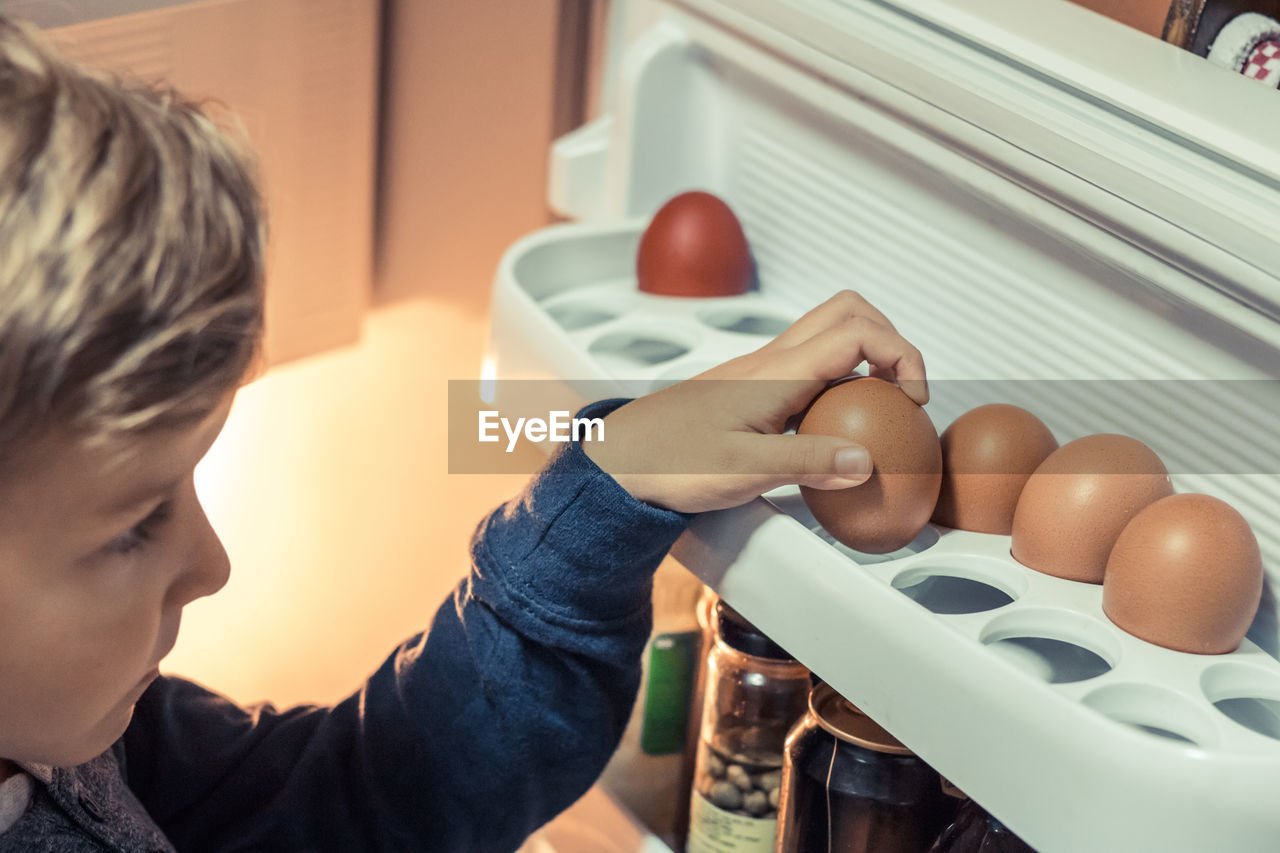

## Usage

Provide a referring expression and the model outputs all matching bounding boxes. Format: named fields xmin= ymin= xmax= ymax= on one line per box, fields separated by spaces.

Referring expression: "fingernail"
xmin=834 ymin=446 xmax=871 ymax=477
xmin=898 ymin=378 xmax=929 ymax=406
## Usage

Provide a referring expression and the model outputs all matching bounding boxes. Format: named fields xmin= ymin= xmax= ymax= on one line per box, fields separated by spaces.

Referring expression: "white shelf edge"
xmin=670 ymin=500 xmax=1280 ymax=853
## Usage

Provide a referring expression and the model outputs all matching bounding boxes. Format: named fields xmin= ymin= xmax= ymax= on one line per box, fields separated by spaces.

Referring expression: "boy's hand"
xmin=584 ymin=290 xmax=928 ymax=514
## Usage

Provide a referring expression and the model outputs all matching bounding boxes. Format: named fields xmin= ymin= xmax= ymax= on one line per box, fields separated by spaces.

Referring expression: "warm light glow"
xmin=193 ymin=379 xmax=268 ymax=513
xmin=193 ymin=411 xmax=241 ymax=512
xmin=167 ymin=302 xmax=527 ymax=708
xmin=480 ymin=355 xmax=498 ymax=404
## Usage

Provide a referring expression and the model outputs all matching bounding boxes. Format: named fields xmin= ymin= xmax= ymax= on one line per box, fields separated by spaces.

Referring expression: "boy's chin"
xmin=22 ymin=703 xmax=139 ymax=771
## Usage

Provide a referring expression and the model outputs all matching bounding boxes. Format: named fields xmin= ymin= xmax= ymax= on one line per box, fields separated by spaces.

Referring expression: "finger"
xmin=766 ymin=316 xmax=928 ymax=402
xmin=769 ymin=290 xmax=898 ymax=350
xmin=867 ymin=365 xmax=927 ymax=405
xmin=723 ymin=432 xmax=874 ymax=492
xmin=868 ymin=364 xmax=897 ymax=385
xmin=818 ymin=318 xmax=928 ymax=405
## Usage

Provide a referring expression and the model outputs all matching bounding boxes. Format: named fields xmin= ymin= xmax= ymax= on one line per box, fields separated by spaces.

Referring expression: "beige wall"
xmin=53 ymin=0 xmax=381 ymax=366
xmin=375 ymin=0 xmax=561 ymax=314
xmin=1066 ymin=0 xmax=1169 ymax=37
xmin=163 ymin=1 xmax=569 ymax=706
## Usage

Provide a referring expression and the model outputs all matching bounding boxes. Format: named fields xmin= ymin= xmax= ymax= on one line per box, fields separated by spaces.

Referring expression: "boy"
xmin=0 ymin=16 xmax=926 ymax=852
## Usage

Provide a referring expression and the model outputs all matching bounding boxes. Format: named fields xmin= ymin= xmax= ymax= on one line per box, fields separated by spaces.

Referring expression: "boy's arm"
xmin=122 ymin=289 xmax=926 ymax=852
xmin=121 ymin=396 xmax=690 ymax=852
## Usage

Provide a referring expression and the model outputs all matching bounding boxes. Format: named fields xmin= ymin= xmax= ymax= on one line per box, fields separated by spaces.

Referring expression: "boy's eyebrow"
xmin=100 ymin=477 xmax=181 ymax=518
xmin=93 ymin=393 xmax=235 ymax=520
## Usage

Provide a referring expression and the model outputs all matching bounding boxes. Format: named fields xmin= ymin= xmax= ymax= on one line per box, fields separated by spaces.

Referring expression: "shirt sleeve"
xmin=120 ymin=397 xmax=693 ymax=853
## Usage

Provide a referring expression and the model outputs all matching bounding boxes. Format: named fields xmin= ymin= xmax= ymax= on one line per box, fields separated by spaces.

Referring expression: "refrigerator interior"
xmin=488 ymin=0 xmax=1280 ymax=851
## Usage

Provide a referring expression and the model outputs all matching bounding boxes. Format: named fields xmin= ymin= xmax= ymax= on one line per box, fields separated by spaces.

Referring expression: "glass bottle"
xmin=673 ymin=585 xmax=721 ymax=851
xmin=929 ymin=795 xmax=1037 ymax=852
xmin=685 ymin=601 xmax=811 ymax=853
xmin=776 ymin=683 xmax=955 ymax=853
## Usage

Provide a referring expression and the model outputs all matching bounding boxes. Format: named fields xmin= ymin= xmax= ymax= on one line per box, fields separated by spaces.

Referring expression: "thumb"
xmin=735 ymin=433 xmax=873 ymax=491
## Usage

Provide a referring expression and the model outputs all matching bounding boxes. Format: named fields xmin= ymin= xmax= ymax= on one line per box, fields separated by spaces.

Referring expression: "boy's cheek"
xmin=0 ymin=602 xmax=159 ymax=758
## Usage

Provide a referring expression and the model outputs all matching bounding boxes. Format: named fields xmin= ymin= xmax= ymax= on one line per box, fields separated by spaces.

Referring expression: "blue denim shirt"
xmin=4 ymin=399 xmax=691 ymax=852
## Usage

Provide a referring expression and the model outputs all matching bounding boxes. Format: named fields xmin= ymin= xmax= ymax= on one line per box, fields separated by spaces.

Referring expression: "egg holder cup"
xmin=489 ymin=220 xmax=800 ymax=394
xmin=488 ymin=221 xmax=1280 ymax=852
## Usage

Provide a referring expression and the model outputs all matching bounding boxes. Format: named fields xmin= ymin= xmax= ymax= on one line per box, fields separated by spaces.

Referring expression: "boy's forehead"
xmin=2 ymin=395 xmax=234 ymax=521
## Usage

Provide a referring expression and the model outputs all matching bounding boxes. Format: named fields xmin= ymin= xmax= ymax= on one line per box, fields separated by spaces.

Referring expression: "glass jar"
xmin=673 ymin=585 xmax=721 ymax=851
xmin=929 ymin=796 xmax=1037 ymax=852
xmin=775 ymin=683 xmax=955 ymax=853
xmin=685 ymin=602 xmax=811 ymax=853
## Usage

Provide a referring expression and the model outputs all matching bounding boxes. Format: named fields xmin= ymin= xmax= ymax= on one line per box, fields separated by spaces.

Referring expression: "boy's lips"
xmin=136 ymin=635 xmax=180 ymax=686
xmin=157 ymin=617 xmax=181 ymax=660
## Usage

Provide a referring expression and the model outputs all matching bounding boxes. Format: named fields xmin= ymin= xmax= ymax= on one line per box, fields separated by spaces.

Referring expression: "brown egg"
xmin=1011 ymin=434 xmax=1173 ymax=583
xmin=1104 ymin=494 xmax=1263 ymax=654
xmin=932 ymin=404 xmax=1058 ymax=535
xmin=798 ymin=377 xmax=942 ymax=553
xmin=636 ymin=191 xmax=753 ymax=297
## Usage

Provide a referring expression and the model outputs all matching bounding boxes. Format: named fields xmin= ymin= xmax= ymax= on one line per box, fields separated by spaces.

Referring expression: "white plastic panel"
xmin=600 ymin=1 xmax=1280 ymax=350
xmin=676 ymin=0 xmax=1280 ymax=310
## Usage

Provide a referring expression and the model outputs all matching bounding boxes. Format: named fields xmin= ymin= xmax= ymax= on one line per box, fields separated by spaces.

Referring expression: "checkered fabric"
xmin=1207 ymin=12 xmax=1280 ymax=89
xmin=1243 ymin=39 xmax=1280 ymax=87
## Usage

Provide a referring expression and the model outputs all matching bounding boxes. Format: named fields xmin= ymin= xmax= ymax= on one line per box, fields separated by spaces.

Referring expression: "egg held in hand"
xmin=1011 ymin=434 xmax=1173 ymax=583
xmin=798 ymin=377 xmax=942 ymax=554
xmin=636 ymin=191 xmax=753 ymax=297
xmin=1104 ymin=493 xmax=1263 ymax=654
xmin=932 ymin=403 xmax=1058 ymax=535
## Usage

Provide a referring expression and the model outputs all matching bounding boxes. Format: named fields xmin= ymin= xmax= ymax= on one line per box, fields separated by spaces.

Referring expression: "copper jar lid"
xmin=810 ymin=682 xmax=913 ymax=756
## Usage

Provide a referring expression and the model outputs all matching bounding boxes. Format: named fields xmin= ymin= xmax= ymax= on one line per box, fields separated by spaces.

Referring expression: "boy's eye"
xmin=104 ymin=500 xmax=174 ymax=556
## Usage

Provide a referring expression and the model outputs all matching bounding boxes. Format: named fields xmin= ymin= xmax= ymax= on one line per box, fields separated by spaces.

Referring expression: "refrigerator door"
xmin=493 ymin=1 xmax=1280 ymax=850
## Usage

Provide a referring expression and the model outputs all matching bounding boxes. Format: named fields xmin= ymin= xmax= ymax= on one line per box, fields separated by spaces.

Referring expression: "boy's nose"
xmin=166 ymin=497 xmax=231 ymax=609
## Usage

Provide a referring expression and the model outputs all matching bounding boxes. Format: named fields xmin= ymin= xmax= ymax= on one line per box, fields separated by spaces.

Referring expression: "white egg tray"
xmin=489 ymin=219 xmax=799 ymax=396
xmin=487 ymin=221 xmax=1280 ymax=853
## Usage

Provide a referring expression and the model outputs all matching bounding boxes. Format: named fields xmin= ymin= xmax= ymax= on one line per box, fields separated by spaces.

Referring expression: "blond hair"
xmin=0 ymin=17 xmax=264 ymax=463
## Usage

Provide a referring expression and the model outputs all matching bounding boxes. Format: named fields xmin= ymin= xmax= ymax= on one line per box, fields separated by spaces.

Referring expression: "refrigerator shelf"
xmin=674 ymin=493 xmax=1280 ymax=853
xmin=488 ymin=219 xmax=1280 ymax=853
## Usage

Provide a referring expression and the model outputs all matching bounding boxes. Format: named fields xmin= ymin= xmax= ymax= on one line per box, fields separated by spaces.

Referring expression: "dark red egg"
xmin=636 ymin=191 xmax=753 ymax=297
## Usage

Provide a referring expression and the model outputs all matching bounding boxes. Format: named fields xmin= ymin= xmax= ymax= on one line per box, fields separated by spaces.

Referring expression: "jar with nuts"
xmin=685 ymin=602 xmax=810 ymax=853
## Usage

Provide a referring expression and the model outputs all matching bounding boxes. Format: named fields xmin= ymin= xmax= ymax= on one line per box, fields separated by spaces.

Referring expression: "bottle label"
xmin=639 ymin=630 xmax=700 ymax=755
xmin=686 ymin=792 xmax=778 ymax=853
